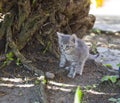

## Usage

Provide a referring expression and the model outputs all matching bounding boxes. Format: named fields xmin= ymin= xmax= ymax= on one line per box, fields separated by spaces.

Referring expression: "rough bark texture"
xmin=0 ymin=0 xmax=95 ymax=54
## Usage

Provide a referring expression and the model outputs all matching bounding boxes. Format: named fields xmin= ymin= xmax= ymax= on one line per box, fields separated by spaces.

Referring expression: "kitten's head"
xmin=57 ymin=32 xmax=77 ymax=54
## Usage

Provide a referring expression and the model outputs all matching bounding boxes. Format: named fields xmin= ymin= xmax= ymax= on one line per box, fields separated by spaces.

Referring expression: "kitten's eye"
xmin=65 ymin=45 xmax=70 ymax=50
xmin=60 ymin=45 xmax=63 ymax=48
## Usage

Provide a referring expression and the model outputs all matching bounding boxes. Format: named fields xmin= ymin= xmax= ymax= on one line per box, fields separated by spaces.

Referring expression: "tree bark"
xmin=0 ymin=0 xmax=95 ymax=53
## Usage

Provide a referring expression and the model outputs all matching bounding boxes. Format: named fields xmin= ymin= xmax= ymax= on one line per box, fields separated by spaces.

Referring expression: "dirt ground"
xmin=0 ymin=31 xmax=120 ymax=103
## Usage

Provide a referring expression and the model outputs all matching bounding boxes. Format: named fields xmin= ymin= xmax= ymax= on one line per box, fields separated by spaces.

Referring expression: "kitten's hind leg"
xmin=77 ymin=60 xmax=86 ymax=75
xmin=59 ymin=54 xmax=66 ymax=68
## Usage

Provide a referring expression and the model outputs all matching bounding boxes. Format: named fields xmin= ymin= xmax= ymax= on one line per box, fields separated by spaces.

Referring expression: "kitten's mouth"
xmin=64 ymin=51 xmax=71 ymax=55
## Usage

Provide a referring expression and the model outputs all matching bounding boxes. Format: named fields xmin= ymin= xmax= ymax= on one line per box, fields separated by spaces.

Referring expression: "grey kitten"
xmin=57 ymin=32 xmax=89 ymax=78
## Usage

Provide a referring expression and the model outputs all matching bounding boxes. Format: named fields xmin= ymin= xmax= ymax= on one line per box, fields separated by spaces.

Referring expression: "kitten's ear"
xmin=70 ymin=34 xmax=77 ymax=43
xmin=57 ymin=32 xmax=63 ymax=43
xmin=57 ymin=32 xmax=63 ymax=38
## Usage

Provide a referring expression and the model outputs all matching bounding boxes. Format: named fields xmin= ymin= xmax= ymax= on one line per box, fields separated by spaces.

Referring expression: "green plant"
xmin=103 ymin=64 xmax=112 ymax=69
xmin=108 ymin=97 xmax=120 ymax=103
xmin=84 ymin=84 xmax=96 ymax=90
xmin=32 ymin=0 xmax=36 ymax=5
xmin=4 ymin=52 xmax=14 ymax=65
xmin=91 ymin=42 xmax=97 ymax=55
xmin=34 ymin=79 xmax=40 ymax=85
xmin=74 ymin=86 xmax=82 ymax=103
xmin=16 ymin=58 xmax=21 ymax=66
xmin=42 ymin=78 xmax=47 ymax=84
xmin=43 ymin=41 xmax=51 ymax=54
xmin=117 ymin=63 xmax=120 ymax=67
xmin=91 ymin=28 xmax=101 ymax=34
xmin=35 ymin=76 xmax=47 ymax=85
xmin=101 ymin=75 xmax=117 ymax=83
xmin=117 ymin=63 xmax=120 ymax=78
xmin=4 ymin=52 xmax=21 ymax=66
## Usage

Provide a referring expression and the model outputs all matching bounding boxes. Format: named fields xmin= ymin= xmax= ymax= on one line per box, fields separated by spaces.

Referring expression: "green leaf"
xmin=6 ymin=52 xmax=13 ymax=58
xmin=108 ymin=98 xmax=117 ymax=102
xmin=8 ymin=57 xmax=14 ymax=61
xmin=3 ymin=61 xmax=7 ymax=65
xmin=110 ymin=76 xmax=117 ymax=83
xmin=6 ymin=52 xmax=14 ymax=61
xmin=103 ymin=64 xmax=112 ymax=69
xmin=16 ymin=58 xmax=21 ymax=66
xmin=35 ymin=80 xmax=40 ymax=85
xmin=117 ymin=63 xmax=120 ymax=67
xmin=74 ymin=86 xmax=82 ymax=103
xmin=101 ymin=76 xmax=109 ymax=82
xmin=43 ymin=41 xmax=51 ymax=54
xmin=32 ymin=0 xmax=36 ymax=5
xmin=42 ymin=79 xmax=47 ymax=84
xmin=101 ymin=76 xmax=117 ymax=83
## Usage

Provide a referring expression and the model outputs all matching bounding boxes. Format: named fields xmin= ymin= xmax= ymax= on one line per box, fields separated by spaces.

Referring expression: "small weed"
xmin=117 ymin=63 xmax=120 ymax=77
xmin=103 ymin=64 xmax=112 ymax=69
xmin=91 ymin=29 xmax=101 ymax=35
xmin=117 ymin=63 xmax=120 ymax=67
xmin=34 ymin=79 xmax=40 ymax=85
xmin=43 ymin=41 xmax=51 ymax=54
xmin=90 ymin=42 xmax=98 ymax=55
xmin=84 ymin=84 xmax=97 ymax=90
xmin=4 ymin=52 xmax=14 ymax=65
xmin=42 ymin=79 xmax=47 ymax=84
xmin=16 ymin=58 xmax=21 ymax=66
xmin=108 ymin=97 xmax=120 ymax=103
xmin=35 ymin=76 xmax=47 ymax=85
xmin=74 ymin=86 xmax=82 ymax=103
xmin=6 ymin=52 xmax=14 ymax=60
xmin=4 ymin=52 xmax=21 ymax=66
xmin=32 ymin=0 xmax=36 ymax=5
xmin=101 ymin=75 xmax=117 ymax=83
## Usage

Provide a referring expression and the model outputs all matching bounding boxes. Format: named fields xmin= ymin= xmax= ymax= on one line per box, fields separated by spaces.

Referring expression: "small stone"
xmin=45 ymin=72 xmax=55 ymax=79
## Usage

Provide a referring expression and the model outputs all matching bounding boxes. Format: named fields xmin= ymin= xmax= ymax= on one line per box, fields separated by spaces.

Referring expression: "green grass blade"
xmin=74 ymin=86 xmax=82 ymax=103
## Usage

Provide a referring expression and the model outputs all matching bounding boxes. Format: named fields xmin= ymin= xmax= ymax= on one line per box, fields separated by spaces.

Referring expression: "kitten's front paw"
xmin=64 ymin=67 xmax=70 ymax=70
xmin=67 ymin=72 xmax=76 ymax=78
xmin=67 ymin=68 xmax=76 ymax=78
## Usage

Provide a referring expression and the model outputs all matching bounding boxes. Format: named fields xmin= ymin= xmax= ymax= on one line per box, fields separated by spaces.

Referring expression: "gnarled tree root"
xmin=7 ymin=31 xmax=48 ymax=103
xmin=2 ymin=13 xmax=48 ymax=103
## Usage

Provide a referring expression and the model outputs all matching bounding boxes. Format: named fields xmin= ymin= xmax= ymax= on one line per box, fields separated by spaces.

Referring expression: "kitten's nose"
xmin=62 ymin=49 xmax=65 ymax=51
xmin=62 ymin=49 xmax=65 ymax=52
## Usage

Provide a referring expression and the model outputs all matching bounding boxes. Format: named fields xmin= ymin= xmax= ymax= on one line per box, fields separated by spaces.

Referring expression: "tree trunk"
xmin=0 ymin=0 xmax=95 ymax=54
